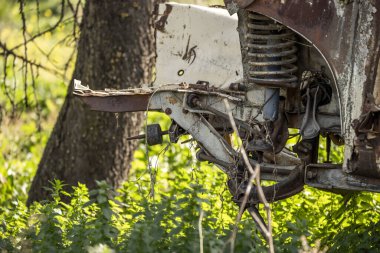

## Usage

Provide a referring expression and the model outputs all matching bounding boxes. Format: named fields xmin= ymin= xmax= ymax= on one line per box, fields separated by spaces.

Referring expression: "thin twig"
xmin=2 ymin=52 xmax=15 ymax=113
xmin=0 ymin=42 xmax=64 ymax=77
xmin=36 ymin=0 xmax=40 ymax=33
xmin=227 ymin=173 xmax=256 ymax=253
xmin=30 ymin=38 xmax=67 ymax=72
xmin=255 ymin=169 xmax=274 ymax=253
xmin=10 ymin=0 xmax=66 ymax=52
xmin=247 ymin=206 xmax=270 ymax=236
xmin=1 ymin=0 xmax=79 ymax=116
xmin=67 ymin=0 xmax=82 ymax=39
xmin=30 ymin=65 xmax=41 ymax=131
xmin=19 ymin=0 xmax=28 ymax=107
xmin=198 ymin=209 xmax=204 ymax=253
xmin=63 ymin=47 xmax=76 ymax=79
xmin=223 ymin=99 xmax=274 ymax=253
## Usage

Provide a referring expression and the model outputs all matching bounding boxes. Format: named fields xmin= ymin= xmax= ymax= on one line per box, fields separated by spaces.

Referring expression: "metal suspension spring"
xmin=247 ymin=12 xmax=298 ymax=88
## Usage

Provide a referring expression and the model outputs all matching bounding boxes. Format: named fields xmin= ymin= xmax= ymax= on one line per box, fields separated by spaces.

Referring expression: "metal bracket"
xmin=305 ymin=164 xmax=380 ymax=193
xmin=155 ymin=91 xmax=237 ymax=174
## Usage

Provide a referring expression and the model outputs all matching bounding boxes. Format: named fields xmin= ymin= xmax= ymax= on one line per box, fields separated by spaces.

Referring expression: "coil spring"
xmin=247 ymin=12 xmax=298 ymax=88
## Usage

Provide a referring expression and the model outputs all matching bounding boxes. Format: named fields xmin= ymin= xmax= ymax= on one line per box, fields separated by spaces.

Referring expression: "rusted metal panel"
xmin=79 ymin=95 xmax=151 ymax=113
xmin=73 ymin=1 xmax=380 ymax=195
xmin=305 ymin=163 xmax=380 ymax=193
xmin=242 ymin=0 xmax=380 ymax=174
xmin=73 ymin=79 xmax=153 ymax=112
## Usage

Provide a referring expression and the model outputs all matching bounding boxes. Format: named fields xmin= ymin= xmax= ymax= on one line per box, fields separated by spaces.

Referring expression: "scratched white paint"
xmin=341 ymin=3 xmax=377 ymax=170
xmin=333 ymin=0 xmax=345 ymax=17
xmin=154 ymin=3 xmax=243 ymax=89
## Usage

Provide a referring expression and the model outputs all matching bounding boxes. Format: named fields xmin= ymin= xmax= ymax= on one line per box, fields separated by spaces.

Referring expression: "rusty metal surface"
xmin=229 ymin=165 xmax=304 ymax=204
xmin=375 ymin=63 xmax=380 ymax=105
xmin=242 ymin=0 xmax=380 ymax=180
xmin=305 ymin=163 xmax=380 ymax=193
xmin=79 ymin=95 xmax=151 ymax=113
xmin=73 ymin=82 xmax=245 ymax=116
xmin=351 ymin=111 xmax=380 ymax=178
xmin=73 ymin=1 xmax=380 ymax=195
xmin=244 ymin=0 xmax=380 ymax=80
xmin=73 ymin=79 xmax=153 ymax=112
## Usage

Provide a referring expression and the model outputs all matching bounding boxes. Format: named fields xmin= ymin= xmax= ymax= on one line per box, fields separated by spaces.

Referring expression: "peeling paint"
xmin=333 ymin=0 xmax=345 ymax=17
xmin=340 ymin=2 xmax=377 ymax=170
xmin=155 ymin=4 xmax=173 ymax=33
xmin=374 ymin=64 xmax=380 ymax=105
xmin=154 ymin=3 xmax=243 ymax=89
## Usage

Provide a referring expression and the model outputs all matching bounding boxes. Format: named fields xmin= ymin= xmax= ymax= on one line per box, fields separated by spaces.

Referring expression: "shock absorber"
xmin=246 ymin=12 xmax=298 ymax=121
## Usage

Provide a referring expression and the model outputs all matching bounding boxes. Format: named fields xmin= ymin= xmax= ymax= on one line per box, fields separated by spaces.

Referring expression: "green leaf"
xmin=97 ymin=195 xmax=108 ymax=204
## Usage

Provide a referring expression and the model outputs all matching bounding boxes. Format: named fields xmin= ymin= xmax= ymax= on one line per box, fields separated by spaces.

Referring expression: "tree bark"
xmin=27 ymin=0 xmax=156 ymax=204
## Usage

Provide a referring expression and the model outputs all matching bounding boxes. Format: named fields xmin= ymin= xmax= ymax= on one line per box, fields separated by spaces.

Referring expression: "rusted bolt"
xmin=165 ymin=108 xmax=172 ymax=115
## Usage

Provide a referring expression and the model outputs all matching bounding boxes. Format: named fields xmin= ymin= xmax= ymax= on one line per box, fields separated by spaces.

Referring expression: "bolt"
xmin=229 ymin=82 xmax=247 ymax=92
xmin=182 ymin=108 xmax=189 ymax=114
xmin=306 ymin=171 xmax=316 ymax=179
xmin=165 ymin=108 xmax=172 ymax=115
xmin=187 ymin=94 xmax=200 ymax=108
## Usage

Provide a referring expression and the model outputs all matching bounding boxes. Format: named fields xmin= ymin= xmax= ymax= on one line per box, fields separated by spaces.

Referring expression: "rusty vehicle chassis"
xmin=74 ymin=0 xmax=380 ymax=205
xmin=228 ymin=0 xmax=380 ymax=187
xmin=75 ymin=81 xmax=380 ymax=195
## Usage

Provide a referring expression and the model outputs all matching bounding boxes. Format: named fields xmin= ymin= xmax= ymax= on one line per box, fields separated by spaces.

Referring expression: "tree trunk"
xmin=27 ymin=0 xmax=156 ymax=204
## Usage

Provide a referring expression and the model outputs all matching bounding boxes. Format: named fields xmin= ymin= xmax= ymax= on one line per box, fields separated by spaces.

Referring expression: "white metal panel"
xmin=154 ymin=3 xmax=243 ymax=89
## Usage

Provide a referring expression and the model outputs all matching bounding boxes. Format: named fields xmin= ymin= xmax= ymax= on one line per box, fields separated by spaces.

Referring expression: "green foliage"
xmin=1 ymin=118 xmax=380 ymax=252
xmin=1 ymin=0 xmax=380 ymax=252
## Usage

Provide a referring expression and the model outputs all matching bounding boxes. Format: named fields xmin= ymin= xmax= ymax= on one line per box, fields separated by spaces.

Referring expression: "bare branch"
xmin=0 ymin=0 xmax=80 ymax=117
xmin=226 ymin=173 xmax=257 ymax=253
xmin=198 ymin=209 xmax=204 ymax=253
xmin=19 ymin=0 xmax=28 ymax=107
xmin=10 ymin=0 xmax=66 ymax=52
xmin=67 ymin=0 xmax=82 ymax=39
xmin=46 ymin=32 xmax=76 ymax=59
xmin=36 ymin=0 xmax=40 ymax=33
xmin=30 ymin=64 xmax=41 ymax=131
xmin=63 ymin=48 xmax=76 ymax=79
xmin=223 ymin=99 xmax=275 ymax=253
xmin=247 ymin=205 xmax=270 ymax=236
xmin=0 ymin=41 xmax=64 ymax=77
xmin=2 ymin=52 xmax=15 ymax=114
xmin=255 ymin=169 xmax=274 ymax=253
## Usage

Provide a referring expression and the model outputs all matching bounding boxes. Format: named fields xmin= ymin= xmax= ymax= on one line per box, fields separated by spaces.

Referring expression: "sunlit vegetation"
xmin=0 ymin=0 xmax=379 ymax=252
